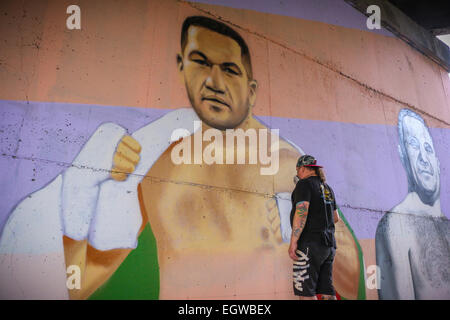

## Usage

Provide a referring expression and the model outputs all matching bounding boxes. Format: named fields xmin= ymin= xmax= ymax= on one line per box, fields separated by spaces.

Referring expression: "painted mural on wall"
xmin=0 ymin=0 xmax=449 ymax=300
xmin=376 ymin=109 xmax=450 ymax=299
xmin=0 ymin=15 xmax=363 ymax=300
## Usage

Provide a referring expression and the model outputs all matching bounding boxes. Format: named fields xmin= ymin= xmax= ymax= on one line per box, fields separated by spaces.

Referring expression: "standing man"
xmin=289 ymin=155 xmax=340 ymax=300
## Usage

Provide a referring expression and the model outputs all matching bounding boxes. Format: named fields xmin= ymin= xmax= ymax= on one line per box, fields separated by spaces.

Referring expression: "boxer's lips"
xmin=202 ymin=96 xmax=230 ymax=109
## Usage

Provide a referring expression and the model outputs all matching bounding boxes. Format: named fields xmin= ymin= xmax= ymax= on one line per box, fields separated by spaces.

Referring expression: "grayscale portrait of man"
xmin=375 ymin=108 xmax=450 ymax=300
xmin=400 ymin=109 xmax=440 ymax=205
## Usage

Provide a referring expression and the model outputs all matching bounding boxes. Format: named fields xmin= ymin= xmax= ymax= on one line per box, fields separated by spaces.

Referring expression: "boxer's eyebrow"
xmin=188 ymin=50 xmax=242 ymax=76
xmin=188 ymin=50 xmax=210 ymax=65
xmin=221 ymin=62 xmax=242 ymax=76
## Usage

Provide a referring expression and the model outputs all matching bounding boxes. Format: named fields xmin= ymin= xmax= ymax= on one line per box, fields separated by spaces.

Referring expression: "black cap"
xmin=296 ymin=155 xmax=322 ymax=168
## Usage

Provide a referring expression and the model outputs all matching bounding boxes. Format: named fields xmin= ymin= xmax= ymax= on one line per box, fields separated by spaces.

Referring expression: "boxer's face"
xmin=402 ymin=116 xmax=440 ymax=198
xmin=178 ymin=26 xmax=257 ymax=130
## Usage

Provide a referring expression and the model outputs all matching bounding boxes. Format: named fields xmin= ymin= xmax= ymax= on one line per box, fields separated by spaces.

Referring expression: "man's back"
xmin=291 ymin=176 xmax=336 ymax=248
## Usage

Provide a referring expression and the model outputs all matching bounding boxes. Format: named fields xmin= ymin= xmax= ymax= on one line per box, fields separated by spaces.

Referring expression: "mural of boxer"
xmin=0 ymin=15 xmax=363 ymax=300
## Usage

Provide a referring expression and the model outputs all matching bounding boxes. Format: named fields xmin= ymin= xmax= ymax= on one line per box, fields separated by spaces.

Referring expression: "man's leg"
xmin=316 ymin=248 xmax=337 ymax=300
xmin=293 ymin=246 xmax=321 ymax=299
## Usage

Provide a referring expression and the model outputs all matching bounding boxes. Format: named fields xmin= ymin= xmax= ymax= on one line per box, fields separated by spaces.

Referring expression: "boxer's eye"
xmin=193 ymin=59 xmax=209 ymax=67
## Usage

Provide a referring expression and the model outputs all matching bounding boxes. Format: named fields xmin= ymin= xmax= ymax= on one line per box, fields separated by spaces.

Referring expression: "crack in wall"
xmin=5 ymin=152 xmax=444 ymax=222
xmin=339 ymin=203 xmax=448 ymax=222
xmin=0 ymin=152 xmax=275 ymax=199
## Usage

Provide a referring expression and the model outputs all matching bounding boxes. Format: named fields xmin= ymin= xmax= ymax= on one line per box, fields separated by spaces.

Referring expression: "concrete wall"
xmin=0 ymin=0 xmax=449 ymax=300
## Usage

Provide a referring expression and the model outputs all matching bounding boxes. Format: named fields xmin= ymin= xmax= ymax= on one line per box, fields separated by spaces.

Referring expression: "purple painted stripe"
xmin=1 ymin=100 xmax=449 ymax=240
xmin=0 ymin=100 xmax=169 ymax=230
xmin=190 ymin=0 xmax=394 ymax=37
xmin=258 ymin=115 xmax=450 ymax=239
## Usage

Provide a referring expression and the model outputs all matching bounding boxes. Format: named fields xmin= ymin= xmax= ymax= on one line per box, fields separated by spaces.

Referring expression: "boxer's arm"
xmin=63 ymin=134 xmax=142 ymax=299
xmin=63 ymin=215 xmax=147 ymax=300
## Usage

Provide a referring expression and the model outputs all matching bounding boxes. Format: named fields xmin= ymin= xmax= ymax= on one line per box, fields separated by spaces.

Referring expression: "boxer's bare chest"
xmin=404 ymin=215 xmax=450 ymax=297
xmin=138 ymin=146 xmax=293 ymax=298
xmin=139 ymin=145 xmax=285 ymax=255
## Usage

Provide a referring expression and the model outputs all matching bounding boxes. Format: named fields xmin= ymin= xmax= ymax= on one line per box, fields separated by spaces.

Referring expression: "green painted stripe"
xmin=88 ymin=208 xmax=365 ymax=300
xmin=88 ymin=224 xmax=160 ymax=300
xmin=337 ymin=207 xmax=366 ymax=300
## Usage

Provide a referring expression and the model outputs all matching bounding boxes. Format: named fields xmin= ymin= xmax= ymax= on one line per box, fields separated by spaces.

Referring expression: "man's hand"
xmin=110 ymin=135 xmax=142 ymax=181
xmin=289 ymin=242 xmax=298 ymax=261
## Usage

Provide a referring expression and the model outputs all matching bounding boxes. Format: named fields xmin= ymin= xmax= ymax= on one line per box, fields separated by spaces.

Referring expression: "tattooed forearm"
xmin=298 ymin=219 xmax=306 ymax=230
xmin=292 ymin=218 xmax=306 ymax=240
xmin=291 ymin=201 xmax=309 ymax=241
xmin=296 ymin=202 xmax=308 ymax=217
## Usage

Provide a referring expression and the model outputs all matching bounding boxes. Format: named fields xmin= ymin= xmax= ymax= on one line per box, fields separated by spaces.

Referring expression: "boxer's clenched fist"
xmin=111 ymin=135 xmax=141 ymax=181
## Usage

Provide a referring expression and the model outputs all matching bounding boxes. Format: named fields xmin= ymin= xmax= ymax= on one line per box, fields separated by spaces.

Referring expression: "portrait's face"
xmin=402 ymin=116 xmax=440 ymax=198
xmin=178 ymin=25 xmax=257 ymax=130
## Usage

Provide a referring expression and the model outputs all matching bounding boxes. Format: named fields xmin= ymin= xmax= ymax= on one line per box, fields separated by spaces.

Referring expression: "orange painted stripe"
xmin=0 ymin=0 xmax=448 ymax=128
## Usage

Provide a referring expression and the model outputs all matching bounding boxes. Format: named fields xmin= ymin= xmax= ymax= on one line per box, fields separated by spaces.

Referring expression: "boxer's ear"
xmin=177 ymin=53 xmax=185 ymax=85
xmin=177 ymin=54 xmax=184 ymax=71
xmin=248 ymin=79 xmax=258 ymax=108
